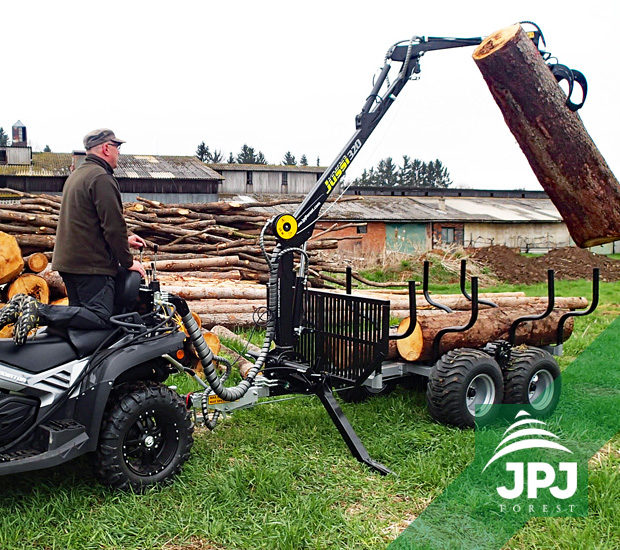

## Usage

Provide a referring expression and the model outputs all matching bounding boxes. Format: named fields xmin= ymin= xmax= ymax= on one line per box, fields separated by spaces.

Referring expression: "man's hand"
xmin=128 ymin=234 xmax=147 ymax=249
xmin=128 ymin=259 xmax=146 ymax=278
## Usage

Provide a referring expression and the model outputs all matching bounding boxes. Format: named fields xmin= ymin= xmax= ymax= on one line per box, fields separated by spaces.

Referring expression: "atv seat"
xmin=44 ymin=326 xmax=120 ymax=358
xmin=0 ymin=333 xmax=78 ymax=373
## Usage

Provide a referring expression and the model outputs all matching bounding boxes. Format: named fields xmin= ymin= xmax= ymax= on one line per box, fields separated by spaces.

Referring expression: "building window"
xmin=441 ymin=227 xmax=455 ymax=243
xmin=282 ymin=172 xmax=288 ymax=186
xmin=357 ymin=225 xmax=367 ymax=234
xmin=246 ymin=171 xmax=253 ymax=186
xmin=0 ymin=151 xmax=6 ymax=165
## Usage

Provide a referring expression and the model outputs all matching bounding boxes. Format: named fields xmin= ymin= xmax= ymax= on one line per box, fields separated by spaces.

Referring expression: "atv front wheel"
xmin=94 ymin=381 xmax=193 ymax=491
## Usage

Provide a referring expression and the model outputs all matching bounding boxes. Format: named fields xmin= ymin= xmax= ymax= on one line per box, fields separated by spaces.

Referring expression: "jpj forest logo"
xmin=480 ymin=409 xmax=586 ymax=516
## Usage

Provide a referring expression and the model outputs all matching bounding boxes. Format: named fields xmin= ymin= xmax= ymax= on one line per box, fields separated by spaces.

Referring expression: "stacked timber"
xmin=0 ymin=190 xmax=364 ymax=286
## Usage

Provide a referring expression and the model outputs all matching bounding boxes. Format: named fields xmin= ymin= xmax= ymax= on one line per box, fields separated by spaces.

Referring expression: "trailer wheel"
xmin=339 ymin=381 xmax=395 ymax=403
xmin=426 ymin=348 xmax=503 ymax=428
xmin=94 ymin=381 xmax=193 ymax=491
xmin=503 ymin=347 xmax=561 ymax=417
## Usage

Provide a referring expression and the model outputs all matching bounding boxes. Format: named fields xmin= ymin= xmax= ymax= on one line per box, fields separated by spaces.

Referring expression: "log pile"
xmin=0 ymin=232 xmax=52 ymax=338
xmin=0 ymin=190 xmax=362 ymax=286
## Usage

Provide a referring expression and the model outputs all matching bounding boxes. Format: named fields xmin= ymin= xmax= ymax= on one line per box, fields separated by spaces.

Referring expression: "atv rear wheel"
xmin=503 ymin=347 xmax=561 ymax=417
xmin=426 ymin=348 xmax=504 ymax=428
xmin=94 ymin=381 xmax=193 ymax=491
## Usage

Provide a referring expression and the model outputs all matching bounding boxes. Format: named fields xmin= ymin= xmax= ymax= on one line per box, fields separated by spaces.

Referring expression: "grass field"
xmin=0 ymin=279 xmax=617 ymax=550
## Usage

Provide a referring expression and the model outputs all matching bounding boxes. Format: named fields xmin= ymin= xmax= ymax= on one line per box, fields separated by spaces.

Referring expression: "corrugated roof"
xmin=221 ymin=193 xmax=564 ymax=223
xmin=209 ymin=163 xmax=325 ymax=173
xmin=0 ymin=152 xmax=223 ymax=181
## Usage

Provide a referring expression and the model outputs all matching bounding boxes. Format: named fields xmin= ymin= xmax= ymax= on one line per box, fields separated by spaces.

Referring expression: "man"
xmin=0 ymin=128 xmax=146 ymax=345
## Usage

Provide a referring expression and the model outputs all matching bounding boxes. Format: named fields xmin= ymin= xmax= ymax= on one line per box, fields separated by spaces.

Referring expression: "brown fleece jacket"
xmin=52 ymin=154 xmax=133 ymax=276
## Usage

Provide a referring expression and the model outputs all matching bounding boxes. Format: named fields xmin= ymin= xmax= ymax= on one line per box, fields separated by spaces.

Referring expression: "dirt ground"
xmin=469 ymin=246 xmax=620 ymax=284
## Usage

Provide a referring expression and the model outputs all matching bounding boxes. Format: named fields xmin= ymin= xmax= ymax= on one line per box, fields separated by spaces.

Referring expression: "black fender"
xmin=74 ymin=331 xmax=186 ymax=450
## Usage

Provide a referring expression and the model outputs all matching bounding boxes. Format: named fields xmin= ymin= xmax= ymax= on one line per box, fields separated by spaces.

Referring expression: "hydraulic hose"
xmin=173 ymin=244 xmax=281 ymax=402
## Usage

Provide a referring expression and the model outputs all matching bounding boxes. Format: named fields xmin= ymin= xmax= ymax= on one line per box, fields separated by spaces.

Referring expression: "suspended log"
xmin=473 ymin=24 xmax=620 ymax=247
xmin=7 ymin=274 xmax=50 ymax=304
xmin=25 ymin=252 xmax=49 ymax=273
xmin=0 ymin=232 xmax=24 ymax=284
xmin=392 ymin=307 xmax=574 ymax=362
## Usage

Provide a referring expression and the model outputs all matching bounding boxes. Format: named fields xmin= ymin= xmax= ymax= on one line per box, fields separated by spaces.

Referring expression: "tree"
xmin=236 ymin=144 xmax=257 ymax=164
xmin=196 ymin=141 xmax=209 ymax=162
xmin=43 ymin=145 xmax=51 ymax=152
xmin=0 ymin=127 xmax=8 ymax=146
xmin=352 ymin=156 xmax=453 ymax=188
xmin=316 ymin=156 xmax=321 ymax=167
xmin=300 ymin=154 xmax=308 ymax=166
xmin=209 ymin=149 xmax=223 ymax=163
xmin=256 ymin=151 xmax=268 ymax=165
xmin=227 ymin=152 xmax=235 ymax=163
xmin=282 ymin=151 xmax=296 ymax=165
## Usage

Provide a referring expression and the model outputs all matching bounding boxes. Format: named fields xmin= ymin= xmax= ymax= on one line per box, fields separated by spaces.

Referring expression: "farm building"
xmin=224 ymin=191 xmax=620 ymax=255
xmin=208 ymin=163 xmax=324 ymax=194
xmin=0 ymin=148 xmax=221 ymax=203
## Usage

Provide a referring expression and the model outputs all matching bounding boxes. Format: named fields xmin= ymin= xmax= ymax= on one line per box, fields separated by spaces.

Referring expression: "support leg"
xmin=315 ymin=382 xmax=392 ymax=475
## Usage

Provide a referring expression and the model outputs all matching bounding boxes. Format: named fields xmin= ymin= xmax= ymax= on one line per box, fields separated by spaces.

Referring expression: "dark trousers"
xmin=38 ymin=273 xmax=115 ymax=330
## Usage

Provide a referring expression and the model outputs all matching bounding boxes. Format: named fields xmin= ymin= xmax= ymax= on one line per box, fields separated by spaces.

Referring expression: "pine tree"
xmin=43 ymin=145 xmax=51 ymax=152
xmin=376 ymin=157 xmax=398 ymax=186
xmin=208 ymin=149 xmax=223 ymax=163
xmin=236 ymin=144 xmax=257 ymax=164
xmin=316 ymin=156 xmax=320 ymax=166
xmin=282 ymin=151 xmax=296 ymax=165
xmin=256 ymin=151 xmax=268 ymax=164
xmin=196 ymin=141 xmax=209 ymax=162
xmin=227 ymin=152 xmax=235 ymax=163
xmin=300 ymin=154 xmax=308 ymax=166
xmin=0 ymin=127 xmax=8 ymax=146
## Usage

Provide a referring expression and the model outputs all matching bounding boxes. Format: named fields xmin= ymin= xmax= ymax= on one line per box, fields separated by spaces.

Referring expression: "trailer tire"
xmin=426 ymin=348 xmax=503 ymax=428
xmin=503 ymin=347 xmax=561 ymax=417
xmin=94 ymin=381 xmax=193 ymax=491
xmin=340 ymin=381 xmax=395 ymax=403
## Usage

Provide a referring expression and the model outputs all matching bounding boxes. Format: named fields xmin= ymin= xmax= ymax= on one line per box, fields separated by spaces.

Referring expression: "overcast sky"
xmin=3 ymin=1 xmax=618 ymax=189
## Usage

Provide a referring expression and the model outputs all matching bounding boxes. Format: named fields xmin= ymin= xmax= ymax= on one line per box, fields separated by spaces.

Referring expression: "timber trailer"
xmin=0 ymin=24 xmax=596 ymax=487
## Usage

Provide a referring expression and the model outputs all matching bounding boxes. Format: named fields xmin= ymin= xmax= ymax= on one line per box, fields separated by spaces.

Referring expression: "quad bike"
xmin=0 ymin=23 xmax=595 ymax=486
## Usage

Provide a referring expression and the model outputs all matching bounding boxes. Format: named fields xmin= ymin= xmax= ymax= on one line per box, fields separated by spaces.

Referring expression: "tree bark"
xmin=392 ymin=307 xmax=574 ymax=362
xmin=473 ymin=24 xmax=620 ymax=247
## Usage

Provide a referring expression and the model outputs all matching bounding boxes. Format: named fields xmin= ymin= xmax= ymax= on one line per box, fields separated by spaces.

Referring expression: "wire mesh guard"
xmin=295 ymin=290 xmax=390 ymax=385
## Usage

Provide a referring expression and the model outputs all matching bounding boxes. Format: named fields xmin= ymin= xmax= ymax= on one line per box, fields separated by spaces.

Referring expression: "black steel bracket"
xmin=556 ymin=268 xmax=600 ymax=346
xmin=431 ymin=277 xmax=480 ymax=363
xmin=423 ymin=261 xmax=453 ymax=313
xmin=390 ymin=281 xmax=417 ymax=341
xmin=509 ymin=269 xmax=555 ymax=346
xmin=460 ymin=259 xmax=498 ymax=308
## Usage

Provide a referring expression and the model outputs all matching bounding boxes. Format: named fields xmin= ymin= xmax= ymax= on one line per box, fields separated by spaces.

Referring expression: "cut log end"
xmin=473 ymin=24 xmax=521 ymax=60
xmin=395 ymin=317 xmax=423 ymax=361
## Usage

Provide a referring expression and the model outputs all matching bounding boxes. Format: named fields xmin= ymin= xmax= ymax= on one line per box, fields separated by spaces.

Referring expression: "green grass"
xmin=0 ymin=280 xmax=617 ymax=549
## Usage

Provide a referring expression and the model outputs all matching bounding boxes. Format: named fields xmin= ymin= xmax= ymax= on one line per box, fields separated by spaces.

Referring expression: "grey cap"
xmin=83 ymin=128 xmax=126 ymax=150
